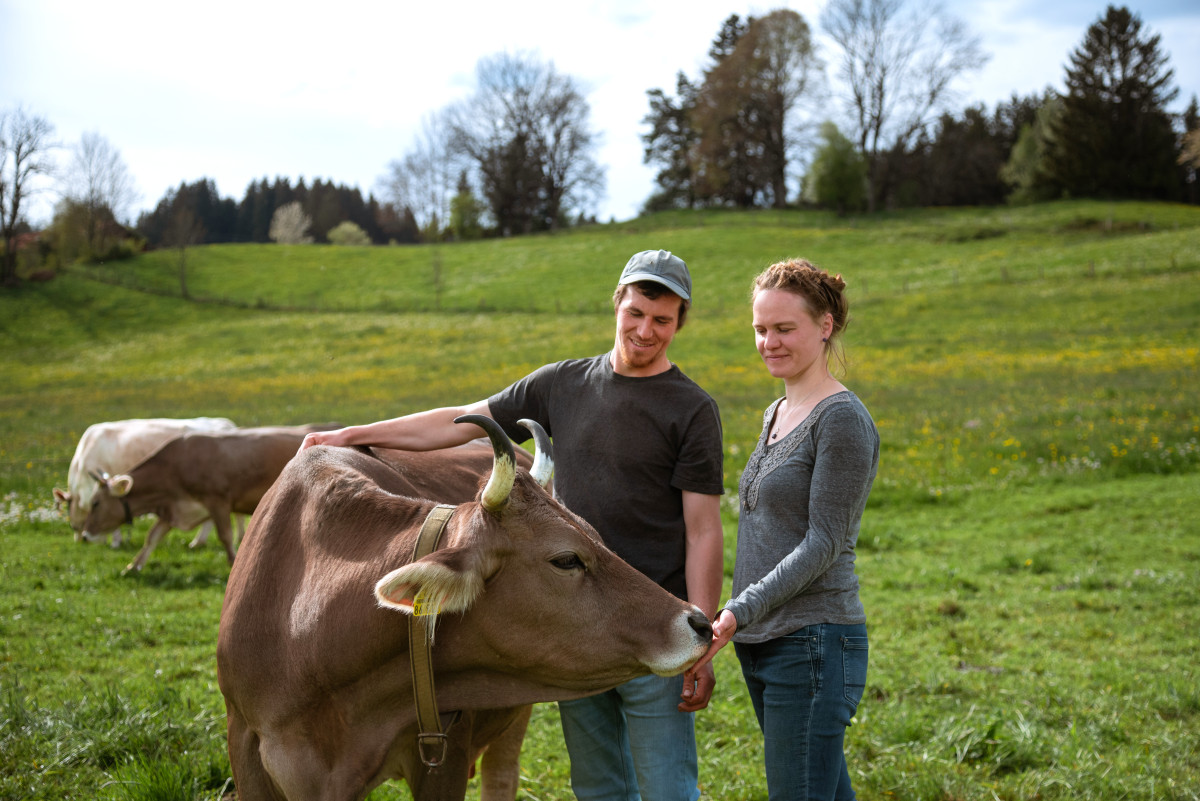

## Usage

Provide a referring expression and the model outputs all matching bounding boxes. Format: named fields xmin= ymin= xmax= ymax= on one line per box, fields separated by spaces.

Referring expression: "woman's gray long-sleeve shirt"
xmin=726 ymin=391 xmax=879 ymax=643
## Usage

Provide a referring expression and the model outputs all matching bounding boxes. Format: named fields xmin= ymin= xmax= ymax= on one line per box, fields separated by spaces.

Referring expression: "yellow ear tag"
xmin=412 ymin=591 xmax=442 ymax=617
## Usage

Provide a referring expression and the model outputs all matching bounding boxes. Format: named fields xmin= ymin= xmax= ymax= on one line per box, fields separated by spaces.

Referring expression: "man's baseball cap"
xmin=618 ymin=250 xmax=691 ymax=301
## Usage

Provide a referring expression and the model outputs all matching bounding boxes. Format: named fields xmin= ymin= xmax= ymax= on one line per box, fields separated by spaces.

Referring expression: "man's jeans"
xmin=558 ymin=673 xmax=700 ymax=801
xmin=735 ymin=623 xmax=868 ymax=801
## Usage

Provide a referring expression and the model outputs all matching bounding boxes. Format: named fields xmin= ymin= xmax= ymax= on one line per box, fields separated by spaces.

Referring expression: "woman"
xmin=690 ymin=258 xmax=879 ymax=800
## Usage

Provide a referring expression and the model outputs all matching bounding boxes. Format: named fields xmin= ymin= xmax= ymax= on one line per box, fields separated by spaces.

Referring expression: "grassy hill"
xmin=1 ymin=200 xmax=1198 ymax=799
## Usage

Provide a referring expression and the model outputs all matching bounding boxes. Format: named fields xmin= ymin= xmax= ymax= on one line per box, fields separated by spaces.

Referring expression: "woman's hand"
xmin=678 ymin=609 xmax=738 ymax=711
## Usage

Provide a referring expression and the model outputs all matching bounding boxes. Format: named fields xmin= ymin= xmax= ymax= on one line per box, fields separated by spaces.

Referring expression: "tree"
xmin=136 ymin=179 xmax=236 ymax=247
xmin=163 ymin=206 xmax=204 ymax=299
xmin=643 ymin=12 xmax=820 ymax=211
xmin=1001 ymin=96 xmax=1064 ymax=203
xmin=1 ymin=108 xmax=56 ymax=287
xmin=378 ymin=113 xmax=456 ymax=241
xmin=60 ymin=132 xmax=136 ymax=256
xmin=689 ymin=15 xmax=760 ymax=207
xmin=641 ymin=73 xmax=701 ymax=210
xmin=802 ymin=121 xmax=866 ymax=214
xmin=1181 ymin=96 xmax=1200 ymax=204
xmin=448 ymin=171 xmax=483 ymax=241
xmin=728 ymin=9 xmax=821 ymax=207
xmin=821 ymin=0 xmax=988 ymax=211
xmin=446 ymin=52 xmax=603 ymax=235
xmin=268 ymin=201 xmax=313 ymax=244
xmin=44 ymin=198 xmax=139 ymax=266
xmin=327 ymin=220 xmax=371 ymax=246
xmin=1046 ymin=5 xmax=1180 ymax=200
xmin=909 ymin=105 xmax=1008 ymax=206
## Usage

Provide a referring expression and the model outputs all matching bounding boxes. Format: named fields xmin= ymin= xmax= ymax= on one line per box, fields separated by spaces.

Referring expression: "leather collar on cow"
xmin=120 ymin=496 xmax=133 ymax=527
xmin=411 ymin=503 xmax=457 ymax=769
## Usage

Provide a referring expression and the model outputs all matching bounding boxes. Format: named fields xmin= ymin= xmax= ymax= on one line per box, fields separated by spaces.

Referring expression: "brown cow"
xmin=355 ymin=435 xmax=541 ymax=800
xmin=217 ymin=416 xmax=713 ymax=801
xmin=82 ymin=424 xmax=337 ymax=574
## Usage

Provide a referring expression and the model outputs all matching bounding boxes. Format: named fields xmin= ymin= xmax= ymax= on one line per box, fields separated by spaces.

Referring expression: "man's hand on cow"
xmin=678 ymin=658 xmax=716 ymax=713
xmin=298 ymin=429 xmax=339 ymax=454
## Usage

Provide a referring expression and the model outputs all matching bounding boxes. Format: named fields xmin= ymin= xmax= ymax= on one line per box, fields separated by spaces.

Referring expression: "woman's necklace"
xmin=771 ymin=379 xmax=827 ymax=440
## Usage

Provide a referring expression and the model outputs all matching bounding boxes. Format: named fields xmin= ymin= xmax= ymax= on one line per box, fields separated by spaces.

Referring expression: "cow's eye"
xmin=550 ymin=553 xmax=585 ymax=572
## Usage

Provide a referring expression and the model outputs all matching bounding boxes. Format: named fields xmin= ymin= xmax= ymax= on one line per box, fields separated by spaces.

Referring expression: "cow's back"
xmin=151 ymin=426 xmax=333 ymax=515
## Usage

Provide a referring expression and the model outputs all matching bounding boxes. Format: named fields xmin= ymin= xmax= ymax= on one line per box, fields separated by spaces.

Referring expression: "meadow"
xmin=1 ymin=200 xmax=1198 ymax=800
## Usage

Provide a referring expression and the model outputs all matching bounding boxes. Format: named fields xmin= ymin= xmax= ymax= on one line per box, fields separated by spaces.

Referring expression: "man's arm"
xmin=678 ymin=490 xmax=724 ymax=712
xmin=298 ymin=399 xmax=493 ymax=453
xmin=682 ymin=490 xmax=723 ymax=620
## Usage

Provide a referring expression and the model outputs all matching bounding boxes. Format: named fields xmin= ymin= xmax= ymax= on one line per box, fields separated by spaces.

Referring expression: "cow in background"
xmin=53 ymin=417 xmax=242 ymax=548
xmin=217 ymin=416 xmax=712 ymax=801
xmin=83 ymin=424 xmax=337 ymax=574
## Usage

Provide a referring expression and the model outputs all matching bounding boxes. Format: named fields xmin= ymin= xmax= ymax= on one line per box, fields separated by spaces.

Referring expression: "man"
xmin=299 ymin=250 xmax=724 ymax=801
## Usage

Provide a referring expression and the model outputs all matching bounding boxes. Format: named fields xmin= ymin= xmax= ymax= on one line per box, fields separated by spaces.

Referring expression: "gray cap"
xmin=618 ymin=250 xmax=691 ymax=301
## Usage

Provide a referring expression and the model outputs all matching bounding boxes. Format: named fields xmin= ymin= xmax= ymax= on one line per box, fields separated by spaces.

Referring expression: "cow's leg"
xmin=112 ymin=526 xmax=125 ymax=548
xmin=188 ymin=520 xmax=215 ymax=549
xmin=123 ymin=518 xmax=173 ymax=574
xmin=479 ymin=704 xmax=532 ymax=801
xmin=210 ymin=503 xmax=238 ymax=564
xmin=226 ymin=711 xmax=288 ymax=801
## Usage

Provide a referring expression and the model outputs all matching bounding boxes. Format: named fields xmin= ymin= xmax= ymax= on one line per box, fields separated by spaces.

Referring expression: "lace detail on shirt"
xmin=739 ymin=393 xmax=849 ymax=511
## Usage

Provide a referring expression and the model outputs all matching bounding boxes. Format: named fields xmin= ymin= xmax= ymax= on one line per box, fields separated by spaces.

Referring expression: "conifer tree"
xmin=1047 ymin=5 xmax=1179 ymax=199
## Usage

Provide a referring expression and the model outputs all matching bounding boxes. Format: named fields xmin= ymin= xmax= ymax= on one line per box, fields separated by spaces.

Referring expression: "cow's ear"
xmin=52 ymin=488 xmax=70 ymax=504
xmin=108 ymin=475 xmax=134 ymax=497
xmin=374 ymin=547 xmax=485 ymax=617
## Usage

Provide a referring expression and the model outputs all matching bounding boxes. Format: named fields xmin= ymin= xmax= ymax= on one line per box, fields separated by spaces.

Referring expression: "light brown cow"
xmin=82 ymin=424 xmax=337 ymax=574
xmin=52 ymin=416 xmax=238 ymax=547
xmin=217 ymin=416 xmax=713 ymax=801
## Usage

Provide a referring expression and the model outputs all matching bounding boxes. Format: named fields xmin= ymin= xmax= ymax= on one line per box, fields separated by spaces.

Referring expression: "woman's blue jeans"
xmin=734 ymin=623 xmax=868 ymax=801
xmin=558 ymin=673 xmax=699 ymax=801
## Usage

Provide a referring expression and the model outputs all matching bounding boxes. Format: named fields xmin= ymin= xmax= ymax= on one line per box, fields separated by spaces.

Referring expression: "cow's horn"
xmin=517 ymin=418 xmax=554 ymax=490
xmin=454 ymin=415 xmax=515 ymax=512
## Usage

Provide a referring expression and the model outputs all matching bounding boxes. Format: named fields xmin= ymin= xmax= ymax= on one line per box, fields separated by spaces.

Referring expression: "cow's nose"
xmin=687 ymin=608 xmax=713 ymax=642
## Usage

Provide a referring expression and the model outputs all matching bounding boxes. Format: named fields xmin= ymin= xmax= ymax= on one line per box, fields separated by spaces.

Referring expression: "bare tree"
xmin=163 ymin=206 xmax=204 ymax=299
xmin=821 ymin=0 xmax=988 ymax=211
xmin=61 ymin=131 xmax=137 ymax=254
xmin=1 ymin=108 xmax=56 ymax=287
xmin=268 ymin=201 xmax=313 ymax=245
xmin=446 ymin=51 xmax=603 ymax=235
xmin=377 ymin=112 xmax=457 ymax=241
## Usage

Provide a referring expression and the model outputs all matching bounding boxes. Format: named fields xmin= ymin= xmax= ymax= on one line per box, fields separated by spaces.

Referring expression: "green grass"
xmin=2 ymin=199 xmax=1199 ymax=799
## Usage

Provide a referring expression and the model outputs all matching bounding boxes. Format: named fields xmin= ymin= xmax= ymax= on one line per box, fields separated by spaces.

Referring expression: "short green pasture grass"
xmin=2 ymin=200 xmax=1199 ymax=799
xmin=3 ymin=474 xmax=1197 ymax=800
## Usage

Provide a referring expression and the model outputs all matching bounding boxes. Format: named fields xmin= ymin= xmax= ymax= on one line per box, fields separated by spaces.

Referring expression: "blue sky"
xmin=3 ymin=0 xmax=1198 ymax=225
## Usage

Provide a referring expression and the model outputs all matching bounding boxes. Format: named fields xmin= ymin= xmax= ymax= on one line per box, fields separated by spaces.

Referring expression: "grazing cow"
xmin=53 ymin=417 xmax=238 ymax=547
xmin=217 ymin=416 xmax=713 ymax=801
xmin=82 ymin=424 xmax=337 ymax=574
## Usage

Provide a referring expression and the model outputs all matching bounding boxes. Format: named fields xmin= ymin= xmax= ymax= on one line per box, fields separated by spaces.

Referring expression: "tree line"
xmin=642 ymin=3 xmax=1197 ymax=215
xmin=4 ymin=2 xmax=1198 ymax=287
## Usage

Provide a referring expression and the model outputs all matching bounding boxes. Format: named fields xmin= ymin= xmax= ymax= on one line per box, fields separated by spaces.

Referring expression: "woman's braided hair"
xmin=752 ymin=258 xmax=850 ymax=374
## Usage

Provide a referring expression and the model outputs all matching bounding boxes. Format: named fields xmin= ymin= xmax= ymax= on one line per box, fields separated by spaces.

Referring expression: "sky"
xmin=3 ymin=0 xmax=1199 ymax=227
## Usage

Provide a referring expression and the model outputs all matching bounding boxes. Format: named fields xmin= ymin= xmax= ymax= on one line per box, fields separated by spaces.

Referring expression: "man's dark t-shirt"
xmin=488 ymin=353 xmax=724 ymax=600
